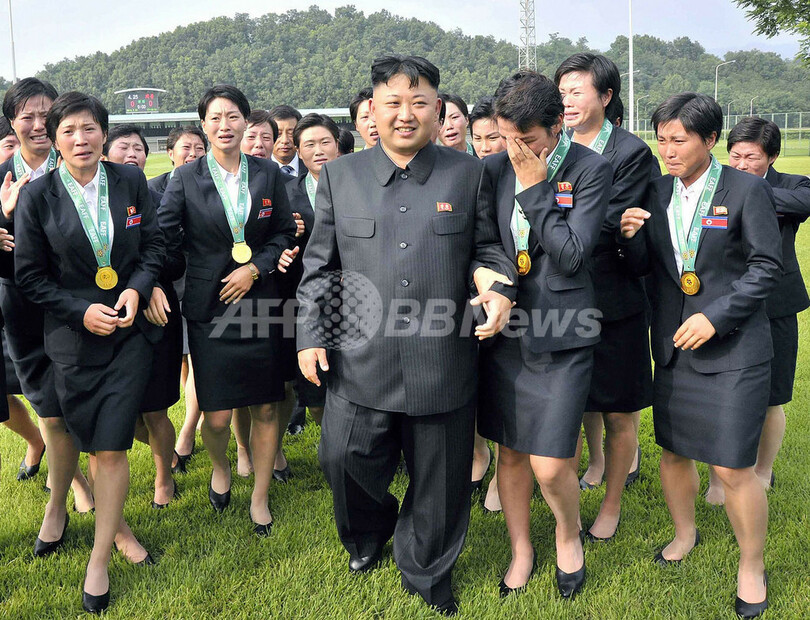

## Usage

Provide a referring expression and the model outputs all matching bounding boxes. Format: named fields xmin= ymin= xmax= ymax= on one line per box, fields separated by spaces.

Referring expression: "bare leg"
xmin=4 ymin=396 xmax=46 ymax=467
xmin=705 ymin=465 xmax=726 ymax=506
xmin=659 ymin=449 xmax=699 ymax=560
xmin=497 ymin=445 xmax=535 ymax=588
xmin=484 ymin=444 xmax=502 ymax=512
xmin=753 ymin=405 xmax=785 ymax=488
xmin=174 ymin=360 xmax=201 ymax=464
xmin=142 ymin=409 xmax=176 ymax=505
xmin=713 ymin=465 xmax=768 ymax=603
xmin=249 ymin=402 xmax=280 ymax=525
xmin=201 ymin=409 xmax=232 ymax=495
xmin=71 ymin=464 xmax=95 ymax=513
xmin=629 ymin=410 xmax=641 ymax=473
xmin=472 ymin=424 xmax=491 ymax=483
xmin=274 ymin=382 xmax=295 ymax=472
xmin=588 ymin=412 xmax=636 ymax=538
xmin=233 ymin=407 xmax=253 ymax=478
xmin=37 ymin=417 xmax=78 ymax=541
xmin=579 ymin=412 xmax=605 ymax=486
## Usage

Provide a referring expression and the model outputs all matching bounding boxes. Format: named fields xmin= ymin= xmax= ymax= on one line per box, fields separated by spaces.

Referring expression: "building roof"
xmin=109 ymin=108 xmax=351 ymax=124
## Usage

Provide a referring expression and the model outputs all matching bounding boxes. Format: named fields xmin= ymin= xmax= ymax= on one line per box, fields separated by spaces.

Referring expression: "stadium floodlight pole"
xmin=636 ymin=94 xmax=650 ymax=134
xmin=727 ymin=100 xmax=735 ymax=130
xmin=714 ymin=60 xmax=736 ymax=101
xmin=750 ymin=96 xmax=759 ymax=115
xmin=7 ymin=0 xmax=18 ymax=82
xmin=628 ymin=0 xmax=635 ymax=134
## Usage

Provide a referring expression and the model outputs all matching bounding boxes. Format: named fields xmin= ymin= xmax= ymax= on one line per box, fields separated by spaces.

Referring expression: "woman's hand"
xmin=673 ymin=312 xmax=716 ymax=350
xmin=115 ymin=288 xmax=140 ymax=328
xmin=277 ymin=247 xmax=300 ymax=273
xmin=144 ymin=286 xmax=171 ymax=326
xmin=219 ymin=265 xmax=255 ymax=304
xmin=292 ymin=212 xmax=306 ymax=238
xmin=1 ymin=171 xmax=30 ymax=219
xmin=620 ymin=208 xmax=651 ymax=239
xmin=83 ymin=304 xmax=118 ymax=336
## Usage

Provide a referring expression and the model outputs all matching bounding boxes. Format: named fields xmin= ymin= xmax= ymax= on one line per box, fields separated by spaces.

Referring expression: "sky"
xmin=0 ymin=0 xmax=802 ymax=80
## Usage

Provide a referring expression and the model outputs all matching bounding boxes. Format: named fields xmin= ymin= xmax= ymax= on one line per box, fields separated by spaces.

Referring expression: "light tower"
xmin=518 ymin=0 xmax=537 ymax=70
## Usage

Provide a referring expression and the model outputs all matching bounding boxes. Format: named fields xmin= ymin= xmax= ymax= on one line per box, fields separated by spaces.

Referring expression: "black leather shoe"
xmin=348 ymin=546 xmax=383 ymax=574
xmin=434 ymin=598 xmax=459 ymax=616
xmin=17 ymin=445 xmax=46 ymax=481
xmin=113 ymin=542 xmax=156 ymax=566
xmin=471 ymin=448 xmax=493 ymax=493
xmin=287 ymin=423 xmax=305 ymax=436
xmin=768 ymin=471 xmax=775 ymax=490
xmin=625 ymin=446 xmax=642 ymax=488
xmin=152 ymin=479 xmax=180 ymax=510
xmin=579 ymin=476 xmax=601 ymax=491
xmin=585 ymin=518 xmax=620 ymax=543
xmin=273 ymin=465 xmax=292 ymax=483
xmin=498 ymin=548 xmax=537 ymax=597
xmin=249 ymin=507 xmax=273 ymax=537
xmin=34 ymin=513 xmax=69 ymax=557
xmin=653 ymin=530 xmax=701 ymax=567
xmin=171 ymin=450 xmax=192 ymax=475
xmin=208 ymin=481 xmax=231 ymax=513
xmin=735 ymin=572 xmax=768 ymax=618
xmin=82 ymin=589 xmax=110 ymax=614
xmin=556 ymin=561 xmax=586 ymax=599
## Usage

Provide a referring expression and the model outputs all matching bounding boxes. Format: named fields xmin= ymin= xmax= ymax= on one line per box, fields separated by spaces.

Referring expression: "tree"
xmin=735 ymin=0 xmax=810 ymax=62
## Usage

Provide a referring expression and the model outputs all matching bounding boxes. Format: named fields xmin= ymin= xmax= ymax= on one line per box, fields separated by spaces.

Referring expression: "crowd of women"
xmin=0 ymin=50 xmax=806 ymax=617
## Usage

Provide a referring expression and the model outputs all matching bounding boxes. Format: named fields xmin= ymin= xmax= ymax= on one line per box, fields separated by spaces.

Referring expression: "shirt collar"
xmin=215 ymin=158 xmax=240 ymax=183
xmin=371 ymin=141 xmax=437 ymax=186
xmin=675 ymin=160 xmax=713 ymax=198
xmin=272 ymin=152 xmax=299 ymax=172
xmin=80 ymin=163 xmax=102 ymax=193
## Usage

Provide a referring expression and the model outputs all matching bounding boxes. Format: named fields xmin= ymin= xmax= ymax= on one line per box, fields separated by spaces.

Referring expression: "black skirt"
xmin=478 ymin=335 xmax=594 ymax=457
xmin=652 ymin=349 xmax=770 ymax=468
xmin=187 ymin=309 xmax=285 ymax=411
xmin=768 ymin=314 xmax=798 ymax=407
xmin=0 ymin=331 xmax=8 ymax=423
xmin=586 ymin=311 xmax=653 ymax=413
xmin=2 ymin=327 xmax=22 ymax=395
xmin=53 ymin=330 xmax=153 ymax=452
xmin=139 ymin=288 xmax=183 ymax=413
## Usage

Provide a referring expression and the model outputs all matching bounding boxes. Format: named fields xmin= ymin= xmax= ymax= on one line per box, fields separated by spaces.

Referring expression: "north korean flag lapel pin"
xmin=713 ymin=206 xmax=728 ymax=216
xmin=126 ymin=206 xmax=137 ymax=216
xmin=555 ymin=182 xmax=573 ymax=209
xmin=437 ymin=202 xmax=453 ymax=212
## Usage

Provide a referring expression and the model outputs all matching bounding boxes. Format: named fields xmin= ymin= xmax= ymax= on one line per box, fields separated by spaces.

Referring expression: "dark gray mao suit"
xmin=297 ymin=141 xmax=516 ymax=606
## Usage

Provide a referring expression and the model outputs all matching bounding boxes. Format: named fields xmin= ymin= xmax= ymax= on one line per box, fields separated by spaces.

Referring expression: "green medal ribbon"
xmin=589 ymin=118 xmax=614 ymax=155
xmin=13 ymin=147 xmax=58 ymax=180
xmin=304 ymin=174 xmax=317 ymax=208
xmin=207 ymin=151 xmax=249 ymax=243
xmin=672 ymin=156 xmax=723 ymax=273
xmin=465 ymin=142 xmax=475 ymax=156
xmin=512 ymin=131 xmax=572 ymax=251
xmin=59 ymin=164 xmax=111 ymax=268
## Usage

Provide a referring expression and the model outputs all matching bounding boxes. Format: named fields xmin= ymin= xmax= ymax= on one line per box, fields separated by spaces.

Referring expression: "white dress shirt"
xmin=20 ymin=153 xmax=53 ymax=182
xmin=79 ymin=163 xmax=114 ymax=246
xmin=666 ymin=163 xmax=713 ymax=274
xmin=215 ymin=160 xmax=252 ymax=224
xmin=272 ymin=152 xmax=301 ymax=176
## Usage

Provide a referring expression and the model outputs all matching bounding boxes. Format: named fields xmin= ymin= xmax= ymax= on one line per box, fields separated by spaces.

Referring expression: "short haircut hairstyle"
xmin=197 ymin=85 xmax=250 ymax=121
xmin=247 ymin=110 xmax=279 ymax=142
xmin=268 ymin=104 xmax=302 ymax=123
xmin=469 ymin=96 xmax=496 ymax=128
xmin=338 ymin=128 xmax=355 ymax=155
xmin=608 ymin=96 xmax=624 ymax=127
xmin=554 ymin=53 xmax=620 ymax=120
xmin=0 ymin=116 xmax=15 ymax=140
xmin=293 ymin=113 xmax=340 ymax=148
xmin=349 ymin=87 xmax=373 ymax=123
xmin=438 ymin=99 xmax=447 ymax=125
xmin=2 ymin=77 xmax=59 ymax=120
xmin=651 ymin=92 xmax=723 ymax=142
xmin=371 ymin=55 xmax=440 ymax=91
xmin=45 ymin=91 xmax=109 ymax=143
xmin=727 ymin=117 xmax=781 ymax=158
xmin=493 ymin=71 xmax=564 ymax=133
xmin=440 ymin=93 xmax=469 ymax=119
xmin=166 ymin=125 xmax=208 ymax=151
xmin=103 ymin=123 xmax=149 ymax=157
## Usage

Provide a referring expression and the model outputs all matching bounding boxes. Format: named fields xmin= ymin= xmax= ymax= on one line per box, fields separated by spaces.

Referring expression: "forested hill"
xmin=2 ymin=5 xmax=809 ymax=115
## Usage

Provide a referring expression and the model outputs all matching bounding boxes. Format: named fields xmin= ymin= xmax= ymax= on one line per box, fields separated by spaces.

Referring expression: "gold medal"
xmin=231 ymin=242 xmax=253 ymax=264
xmin=95 ymin=266 xmax=118 ymax=290
xmin=680 ymin=272 xmax=701 ymax=296
xmin=517 ymin=250 xmax=531 ymax=276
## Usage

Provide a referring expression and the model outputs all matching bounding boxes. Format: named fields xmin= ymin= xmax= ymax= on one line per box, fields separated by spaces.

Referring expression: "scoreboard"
xmin=116 ymin=88 xmax=165 ymax=114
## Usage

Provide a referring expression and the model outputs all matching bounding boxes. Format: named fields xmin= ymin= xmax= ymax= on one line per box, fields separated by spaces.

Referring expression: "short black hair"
xmin=268 ymin=105 xmax=302 ymax=123
xmin=728 ymin=117 xmax=781 ymax=158
xmin=469 ymin=96 xmax=496 ymax=128
xmin=371 ymin=55 xmax=440 ymax=91
xmin=338 ymin=129 xmax=355 ymax=155
xmin=440 ymin=93 xmax=469 ymax=119
xmin=247 ymin=110 xmax=279 ymax=142
xmin=103 ymin=123 xmax=149 ymax=157
xmin=293 ymin=113 xmax=340 ymax=148
xmin=197 ymin=85 xmax=250 ymax=121
xmin=0 ymin=116 xmax=15 ymax=140
xmin=554 ymin=53 xmax=620 ymax=120
xmin=46 ymin=91 xmax=109 ymax=143
xmin=438 ymin=99 xmax=447 ymax=125
xmin=2 ymin=77 xmax=59 ymax=120
xmin=166 ymin=125 xmax=208 ymax=151
xmin=608 ymin=96 xmax=624 ymax=127
xmin=494 ymin=71 xmax=564 ymax=133
xmin=349 ymin=87 xmax=373 ymax=123
xmin=651 ymin=92 xmax=723 ymax=143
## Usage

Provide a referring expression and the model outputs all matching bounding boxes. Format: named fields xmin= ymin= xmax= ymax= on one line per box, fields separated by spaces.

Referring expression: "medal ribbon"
xmin=304 ymin=174 xmax=317 ymax=208
xmin=207 ymin=151 xmax=249 ymax=244
xmin=13 ymin=147 xmax=58 ymax=179
xmin=672 ymin=156 xmax=723 ymax=274
xmin=590 ymin=118 xmax=614 ymax=155
xmin=59 ymin=163 xmax=111 ymax=269
xmin=512 ymin=131 xmax=572 ymax=252
xmin=465 ymin=142 xmax=475 ymax=156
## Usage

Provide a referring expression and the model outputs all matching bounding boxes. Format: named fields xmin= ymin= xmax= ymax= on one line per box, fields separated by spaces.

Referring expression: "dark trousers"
xmin=319 ymin=390 xmax=475 ymax=606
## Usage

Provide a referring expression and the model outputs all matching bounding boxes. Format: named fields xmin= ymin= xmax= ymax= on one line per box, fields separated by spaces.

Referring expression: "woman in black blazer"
xmin=620 ymin=94 xmax=781 ymax=618
xmin=14 ymin=92 xmax=165 ymax=614
xmin=160 ymin=85 xmax=296 ymax=535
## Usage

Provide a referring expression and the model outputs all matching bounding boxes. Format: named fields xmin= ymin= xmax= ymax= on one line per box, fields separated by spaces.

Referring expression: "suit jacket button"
xmin=401 ymin=279 xmax=410 ymax=287
xmin=399 ymin=242 xmax=408 ymax=249
xmin=400 ymin=206 xmax=407 ymax=212
xmin=402 ymin=317 xmax=411 ymax=324
xmin=400 ymin=173 xmax=408 ymax=180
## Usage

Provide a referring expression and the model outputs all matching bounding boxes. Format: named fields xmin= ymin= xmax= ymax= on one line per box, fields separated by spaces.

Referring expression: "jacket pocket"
xmin=340 ymin=217 xmax=375 ymax=238
xmin=546 ymin=273 xmax=585 ymax=291
xmin=431 ymin=213 xmax=468 ymax=235
xmin=186 ymin=265 xmax=213 ymax=281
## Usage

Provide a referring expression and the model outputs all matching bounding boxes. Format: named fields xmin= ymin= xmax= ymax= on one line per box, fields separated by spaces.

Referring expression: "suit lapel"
xmin=45 ymin=170 xmax=101 ymax=267
xmin=652 ymin=179 xmax=682 ymax=286
xmin=104 ymin=163 xmax=130 ymax=268
xmin=497 ymin=159 xmax=517 ymax=258
xmin=696 ymin=166 xmax=729 ymax=255
xmin=193 ymin=159 xmax=238 ymax=245
xmin=245 ymin=156 xmax=268 ymax=245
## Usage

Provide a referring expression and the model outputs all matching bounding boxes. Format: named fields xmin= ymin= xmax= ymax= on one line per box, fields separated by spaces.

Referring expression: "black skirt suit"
xmin=618 ymin=166 xmax=782 ymax=468
xmin=158 ymin=155 xmax=297 ymax=411
xmin=14 ymin=162 xmax=165 ymax=452
xmin=477 ymin=143 xmax=612 ymax=457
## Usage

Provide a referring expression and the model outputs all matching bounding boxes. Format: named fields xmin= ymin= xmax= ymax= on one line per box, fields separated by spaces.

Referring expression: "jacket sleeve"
xmin=605 ymin=143 xmax=656 ymax=232
xmin=772 ymin=174 xmax=810 ymax=222
xmin=124 ymin=171 xmax=165 ymax=303
xmin=702 ymin=178 xmax=783 ymax=337
xmin=249 ymin=166 xmax=297 ymax=277
xmin=157 ymin=170 xmax=187 ymax=284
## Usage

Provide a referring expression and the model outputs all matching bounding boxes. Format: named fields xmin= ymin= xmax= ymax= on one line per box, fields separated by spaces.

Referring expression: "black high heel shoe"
xmin=653 ymin=530 xmax=701 ymax=567
xmin=34 ymin=513 xmax=69 ymax=557
xmin=555 ymin=561 xmax=586 ymax=599
xmin=471 ymin=447 xmax=493 ymax=493
xmin=273 ymin=464 xmax=292 ymax=483
xmin=498 ymin=547 xmax=537 ymax=597
xmin=735 ymin=571 xmax=768 ymax=618
xmin=113 ymin=542 xmax=156 ymax=566
xmin=17 ymin=445 xmax=46 ymax=481
xmin=171 ymin=450 xmax=192 ymax=475
xmin=249 ymin=507 xmax=273 ymax=537
xmin=625 ymin=446 xmax=642 ymax=488
xmin=209 ymin=479 xmax=231 ymax=513
xmin=152 ymin=479 xmax=180 ymax=510
xmin=585 ymin=517 xmax=620 ymax=543
xmin=82 ymin=589 xmax=110 ymax=614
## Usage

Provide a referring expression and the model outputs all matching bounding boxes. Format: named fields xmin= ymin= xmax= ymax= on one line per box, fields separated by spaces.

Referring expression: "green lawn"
xmin=1 ymin=155 xmax=809 ymax=618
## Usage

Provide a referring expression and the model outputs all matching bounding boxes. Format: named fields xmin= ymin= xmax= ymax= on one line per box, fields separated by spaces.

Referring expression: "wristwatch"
xmin=248 ymin=263 xmax=259 ymax=281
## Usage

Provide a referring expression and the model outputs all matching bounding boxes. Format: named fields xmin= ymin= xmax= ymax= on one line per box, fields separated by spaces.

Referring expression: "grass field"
xmin=0 ymin=153 xmax=809 ymax=618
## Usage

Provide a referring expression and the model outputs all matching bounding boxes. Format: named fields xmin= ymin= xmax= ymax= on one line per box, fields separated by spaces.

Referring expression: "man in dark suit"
xmin=297 ymin=55 xmax=516 ymax=615
xmin=269 ymin=105 xmax=305 ymax=177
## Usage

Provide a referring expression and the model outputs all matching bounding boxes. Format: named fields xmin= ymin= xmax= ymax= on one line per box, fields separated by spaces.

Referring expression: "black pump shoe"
xmin=273 ymin=465 xmax=292 ymax=483
xmin=208 ymin=480 xmax=231 ymax=513
xmin=585 ymin=518 xmax=620 ymax=543
xmin=498 ymin=548 xmax=537 ymax=597
xmin=152 ymin=479 xmax=180 ymax=510
xmin=249 ymin=507 xmax=273 ymax=537
xmin=82 ymin=589 xmax=110 ymax=614
xmin=555 ymin=561 xmax=586 ymax=599
xmin=625 ymin=446 xmax=642 ymax=487
xmin=171 ymin=450 xmax=192 ymax=475
xmin=34 ymin=513 xmax=69 ymax=557
xmin=17 ymin=445 xmax=46 ymax=481
xmin=735 ymin=572 xmax=768 ymax=618
xmin=113 ymin=542 xmax=156 ymax=566
xmin=653 ymin=530 xmax=701 ymax=567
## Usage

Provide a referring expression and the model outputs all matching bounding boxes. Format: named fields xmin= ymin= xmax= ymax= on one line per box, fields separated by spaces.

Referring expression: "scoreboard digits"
xmin=124 ymin=90 xmax=160 ymax=114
